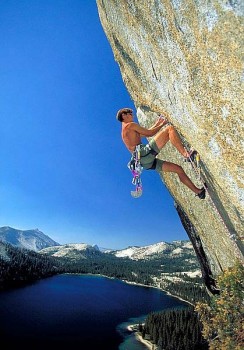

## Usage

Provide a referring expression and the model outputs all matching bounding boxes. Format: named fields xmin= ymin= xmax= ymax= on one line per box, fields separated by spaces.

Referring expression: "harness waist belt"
xmin=148 ymin=148 xmax=158 ymax=156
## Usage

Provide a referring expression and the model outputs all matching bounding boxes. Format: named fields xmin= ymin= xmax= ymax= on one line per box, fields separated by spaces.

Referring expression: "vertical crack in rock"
xmin=175 ymin=202 xmax=220 ymax=295
xmin=112 ymin=35 xmax=141 ymax=78
xmin=149 ymin=57 xmax=158 ymax=81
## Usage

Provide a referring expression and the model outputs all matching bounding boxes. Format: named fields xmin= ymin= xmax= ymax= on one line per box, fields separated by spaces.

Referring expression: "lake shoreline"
xmin=64 ymin=272 xmax=192 ymax=304
xmin=135 ymin=332 xmax=153 ymax=350
xmin=73 ymin=272 xmax=192 ymax=350
xmin=127 ymin=324 xmax=153 ymax=350
xmin=66 ymin=272 xmax=193 ymax=306
xmin=115 ymin=276 xmax=193 ymax=350
xmin=88 ymin=273 xmax=193 ymax=350
xmin=64 ymin=273 xmax=194 ymax=350
xmin=121 ymin=278 xmax=193 ymax=306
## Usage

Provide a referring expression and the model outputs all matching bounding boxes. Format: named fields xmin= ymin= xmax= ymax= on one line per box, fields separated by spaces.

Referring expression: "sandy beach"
xmin=135 ymin=332 xmax=156 ymax=350
xmin=127 ymin=324 xmax=157 ymax=350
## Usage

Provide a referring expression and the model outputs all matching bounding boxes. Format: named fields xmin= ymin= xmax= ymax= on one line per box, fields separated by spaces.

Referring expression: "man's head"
xmin=116 ymin=108 xmax=133 ymax=122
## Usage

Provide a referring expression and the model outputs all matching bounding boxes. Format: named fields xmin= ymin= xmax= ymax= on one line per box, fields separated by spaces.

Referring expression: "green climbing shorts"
xmin=139 ymin=138 xmax=164 ymax=172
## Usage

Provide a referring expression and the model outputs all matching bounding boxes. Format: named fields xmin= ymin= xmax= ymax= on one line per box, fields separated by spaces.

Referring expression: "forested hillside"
xmin=142 ymin=308 xmax=208 ymax=350
xmin=0 ymin=242 xmax=64 ymax=289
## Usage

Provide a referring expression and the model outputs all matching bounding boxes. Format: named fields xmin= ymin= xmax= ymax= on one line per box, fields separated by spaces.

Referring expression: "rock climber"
xmin=116 ymin=107 xmax=205 ymax=199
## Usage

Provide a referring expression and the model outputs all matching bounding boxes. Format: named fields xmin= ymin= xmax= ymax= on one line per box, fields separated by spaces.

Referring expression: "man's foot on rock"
xmin=197 ymin=187 xmax=206 ymax=199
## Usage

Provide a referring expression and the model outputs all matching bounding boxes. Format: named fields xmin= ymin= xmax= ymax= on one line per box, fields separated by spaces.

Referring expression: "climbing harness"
xmin=127 ymin=114 xmax=167 ymax=198
xmin=185 ymin=146 xmax=244 ymax=263
xmin=128 ymin=145 xmax=143 ymax=198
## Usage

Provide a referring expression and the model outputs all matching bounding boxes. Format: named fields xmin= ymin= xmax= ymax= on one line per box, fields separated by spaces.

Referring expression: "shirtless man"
xmin=116 ymin=107 xmax=206 ymax=199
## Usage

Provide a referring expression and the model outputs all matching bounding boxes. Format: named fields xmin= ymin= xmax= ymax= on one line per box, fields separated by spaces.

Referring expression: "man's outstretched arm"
xmin=130 ymin=120 xmax=164 ymax=137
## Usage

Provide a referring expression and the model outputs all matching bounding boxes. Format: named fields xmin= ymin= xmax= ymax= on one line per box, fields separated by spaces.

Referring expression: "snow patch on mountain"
xmin=182 ymin=270 xmax=202 ymax=278
xmin=40 ymin=243 xmax=100 ymax=259
xmin=110 ymin=241 xmax=193 ymax=260
xmin=171 ymin=247 xmax=183 ymax=255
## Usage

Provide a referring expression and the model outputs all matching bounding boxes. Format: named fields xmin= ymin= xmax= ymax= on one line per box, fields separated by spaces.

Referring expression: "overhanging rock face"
xmin=96 ymin=0 xmax=244 ymax=287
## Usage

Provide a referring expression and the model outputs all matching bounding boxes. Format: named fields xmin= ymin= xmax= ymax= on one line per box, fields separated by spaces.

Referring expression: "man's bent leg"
xmin=154 ymin=125 xmax=189 ymax=158
xmin=162 ymin=161 xmax=201 ymax=194
xmin=153 ymin=126 xmax=170 ymax=149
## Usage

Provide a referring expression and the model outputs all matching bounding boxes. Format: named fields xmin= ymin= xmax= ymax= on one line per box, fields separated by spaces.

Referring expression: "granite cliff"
xmin=96 ymin=0 xmax=244 ymax=293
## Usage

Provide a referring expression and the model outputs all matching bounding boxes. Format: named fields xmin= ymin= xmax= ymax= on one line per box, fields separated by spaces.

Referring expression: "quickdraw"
xmin=127 ymin=145 xmax=143 ymax=198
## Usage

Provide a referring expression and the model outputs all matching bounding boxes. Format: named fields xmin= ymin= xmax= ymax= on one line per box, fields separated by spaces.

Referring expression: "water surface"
xmin=0 ymin=274 xmax=188 ymax=349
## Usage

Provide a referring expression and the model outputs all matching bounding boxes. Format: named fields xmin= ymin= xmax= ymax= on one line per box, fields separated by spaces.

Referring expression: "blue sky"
xmin=0 ymin=0 xmax=187 ymax=249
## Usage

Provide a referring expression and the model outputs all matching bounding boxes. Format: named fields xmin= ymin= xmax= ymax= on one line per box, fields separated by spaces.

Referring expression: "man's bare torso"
xmin=122 ymin=122 xmax=141 ymax=152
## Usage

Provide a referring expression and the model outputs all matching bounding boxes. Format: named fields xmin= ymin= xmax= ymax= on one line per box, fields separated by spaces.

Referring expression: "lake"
xmin=0 ymin=274 xmax=188 ymax=349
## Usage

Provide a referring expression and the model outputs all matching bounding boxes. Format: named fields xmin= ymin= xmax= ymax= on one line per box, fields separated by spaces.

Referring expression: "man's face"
xmin=122 ymin=111 xmax=133 ymax=122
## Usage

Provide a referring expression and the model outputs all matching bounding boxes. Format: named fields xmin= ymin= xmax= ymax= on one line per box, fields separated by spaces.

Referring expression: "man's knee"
xmin=168 ymin=163 xmax=184 ymax=174
xmin=167 ymin=125 xmax=175 ymax=133
xmin=163 ymin=124 xmax=174 ymax=136
xmin=177 ymin=165 xmax=185 ymax=175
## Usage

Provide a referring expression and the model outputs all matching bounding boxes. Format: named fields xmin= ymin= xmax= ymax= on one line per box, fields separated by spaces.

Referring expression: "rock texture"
xmin=97 ymin=0 xmax=244 ymax=288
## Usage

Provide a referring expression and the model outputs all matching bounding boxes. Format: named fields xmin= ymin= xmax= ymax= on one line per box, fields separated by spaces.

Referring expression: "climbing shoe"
xmin=185 ymin=150 xmax=198 ymax=162
xmin=197 ymin=187 xmax=206 ymax=199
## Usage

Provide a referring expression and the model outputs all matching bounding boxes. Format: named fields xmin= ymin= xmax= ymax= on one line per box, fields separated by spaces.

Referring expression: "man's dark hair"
xmin=116 ymin=108 xmax=133 ymax=122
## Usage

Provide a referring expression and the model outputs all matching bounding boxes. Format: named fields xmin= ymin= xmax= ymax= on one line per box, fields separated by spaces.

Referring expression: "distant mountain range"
xmin=0 ymin=226 xmax=196 ymax=263
xmin=0 ymin=226 xmax=60 ymax=252
xmin=40 ymin=240 xmax=195 ymax=262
